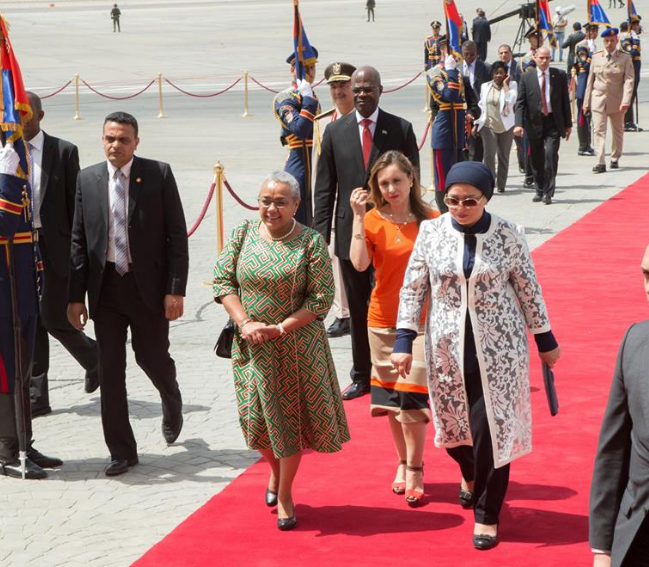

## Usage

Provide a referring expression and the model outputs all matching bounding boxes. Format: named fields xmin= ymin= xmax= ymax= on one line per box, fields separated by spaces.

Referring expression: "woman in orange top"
xmin=350 ymin=151 xmax=439 ymax=506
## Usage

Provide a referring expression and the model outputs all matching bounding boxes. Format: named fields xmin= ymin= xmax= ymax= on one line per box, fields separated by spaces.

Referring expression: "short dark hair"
xmin=573 ymin=22 xmax=582 ymax=31
xmin=103 ymin=111 xmax=138 ymax=136
xmin=490 ymin=61 xmax=508 ymax=77
xmin=462 ymin=40 xmax=477 ymax=51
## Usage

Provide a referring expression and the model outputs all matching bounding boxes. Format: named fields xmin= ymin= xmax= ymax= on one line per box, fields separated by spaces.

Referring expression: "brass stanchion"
xmin=157 ymin=73 xmax=167 ymax=119
xmin=73 ymin=74 xmax=82 ymax=121
xmin=214 ymin=161 xmax=225 ymax=254
xmin=242 ymin=72 xmax=251 ymax=118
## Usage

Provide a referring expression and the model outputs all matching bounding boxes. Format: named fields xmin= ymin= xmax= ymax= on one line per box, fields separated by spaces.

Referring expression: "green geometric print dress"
xmin=213 ymin=220 xmax=350 ymax=459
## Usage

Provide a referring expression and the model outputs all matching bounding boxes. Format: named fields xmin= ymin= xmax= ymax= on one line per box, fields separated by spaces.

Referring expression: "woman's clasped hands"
xmin=240 ymin=321 xmax=282 ymax=345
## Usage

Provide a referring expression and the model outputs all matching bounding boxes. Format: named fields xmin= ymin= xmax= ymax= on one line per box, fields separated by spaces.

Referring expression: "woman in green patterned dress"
xmin=213 ymin=172 xmax=350 ymax=531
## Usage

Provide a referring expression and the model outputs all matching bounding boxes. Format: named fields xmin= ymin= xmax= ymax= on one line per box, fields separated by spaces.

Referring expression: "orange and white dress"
xmin=364 ymin=208 xmax=439 ymax=423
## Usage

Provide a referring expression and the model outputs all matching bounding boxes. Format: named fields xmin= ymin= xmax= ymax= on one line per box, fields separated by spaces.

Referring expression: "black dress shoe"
xmin=578 ymin=148 xmax=595 ymax=156
xmin=265 ymin=488 xmax=278 ymax=507
xmin=524 ymin=179 xmax=535 ymax=188
xmin=85 ymin=366 xmax=100 ymax=394
xmin=593 ymin=164 xmax=607 ymax=174
xmin=610 ymin=160 xmax=619 ymax=169
xmin=624 ymin=123 xmax=638 ymax=132
xmin=1 ymin=457 xmax=47 ymax=479
xmin=342 ymin=382 xmax=370 ymax=401
xmin=105 ymin=457 xmax=139 ymax=477
xmin=28 ymin=448 xmax=63 ymax=469
xmin=459 ymin=487 xmax=474 ymax=509
xmin=326 ymin=317 xmax=350 ymax=338
xmin=473 ymin=533 xmax=499 ymax=550
xmin=162 ymin=414 xmax=183 ymax=445
xmin=31 ymin=404 xmax=52 ymax=418
xmin=543 ymin=195 xmax=552 ymax=205
xmin=532 ymin=195 xmax=543 ymax=202
xmin=277 ymin=516 xmax=297 ymax=531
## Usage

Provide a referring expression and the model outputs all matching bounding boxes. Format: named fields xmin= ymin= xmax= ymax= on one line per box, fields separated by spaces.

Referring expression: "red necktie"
xmin=361 ymin=118 xmax=373 ymax=169
xmin=541 ymin=72 xmax=549 ymax=116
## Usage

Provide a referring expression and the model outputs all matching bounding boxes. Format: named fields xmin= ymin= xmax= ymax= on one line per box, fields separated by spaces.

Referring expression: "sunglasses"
xmin=443 ymin=195 xmax=485 ymax=208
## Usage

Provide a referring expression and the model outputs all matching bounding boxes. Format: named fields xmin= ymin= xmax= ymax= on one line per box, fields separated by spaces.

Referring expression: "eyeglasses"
xmin=258 ymin=199 xmax=290 ymax=209
xmin=443 ymin=195 xmax=485 ymax=208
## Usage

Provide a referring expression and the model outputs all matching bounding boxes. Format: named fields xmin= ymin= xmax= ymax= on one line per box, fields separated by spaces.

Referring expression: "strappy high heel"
xmin=392 ymin=460 xmax=407 ymax=494
xmin=405 ymin=463 xmax=425 ymax=507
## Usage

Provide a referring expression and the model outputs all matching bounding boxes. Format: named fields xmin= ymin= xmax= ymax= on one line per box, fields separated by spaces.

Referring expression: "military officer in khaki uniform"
xmin=584 ymin=27 xmax=635 ymax=173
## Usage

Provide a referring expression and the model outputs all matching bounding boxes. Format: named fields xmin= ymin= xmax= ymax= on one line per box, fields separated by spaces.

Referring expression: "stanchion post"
xmin=214 ymin=161 xmax=225 ymax=255
xmin=422 ymin=68 xmax=430 ymax=113
xmin=242 ymin=72 xmax=251 ymax=118
xmin=157 ymin=73 xmax=167 ymax=119
xmin=73 ymin=74 xmax=82 ymax=121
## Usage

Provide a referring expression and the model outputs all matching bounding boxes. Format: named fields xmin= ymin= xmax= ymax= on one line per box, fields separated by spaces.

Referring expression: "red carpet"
xmin=134 ymin=175 xmax=649 ymax=567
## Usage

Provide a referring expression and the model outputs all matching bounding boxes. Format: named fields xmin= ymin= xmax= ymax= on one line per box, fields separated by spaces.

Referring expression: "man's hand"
xmin=514 ymin=126 xmax=524 ymax=138
xmin=444 ymin=54 xmax=457 ymax=71
xmin=297 ymin=78 xmax=314 ymax=99
xmin=565 ymin=127 xmax=572 ymax=141
xmin=164 ymin=294 xmax=184 ymax=321
xmin=593 ymin=553 xmax=611 ymax=567
xmin=0 ymin=142 xmax=19 ymax=176
xmin=68 ymin=302 xmax=89 ymax=331
xmin=620 ymin=103 xmax=630 ymax=113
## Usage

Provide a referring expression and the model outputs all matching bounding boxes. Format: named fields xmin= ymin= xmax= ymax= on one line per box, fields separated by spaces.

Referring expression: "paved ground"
xmin=0 ymin=0 xmax=646 ymax=564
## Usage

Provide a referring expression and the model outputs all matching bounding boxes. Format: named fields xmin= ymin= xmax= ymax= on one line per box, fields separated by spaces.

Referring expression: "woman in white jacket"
xmin=472 ymin=61 xmax=517 ymax=193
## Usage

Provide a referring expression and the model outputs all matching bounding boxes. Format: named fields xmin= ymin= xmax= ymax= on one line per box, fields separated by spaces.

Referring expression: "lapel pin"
xmin=136 ymin=177 xmax=142 ymax=183
xmin=382 ymin=130 xmax=387 ymax=135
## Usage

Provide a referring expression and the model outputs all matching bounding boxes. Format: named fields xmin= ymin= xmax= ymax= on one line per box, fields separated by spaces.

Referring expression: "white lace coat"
xmin=397 ymin=214 xmax=551 ymax=468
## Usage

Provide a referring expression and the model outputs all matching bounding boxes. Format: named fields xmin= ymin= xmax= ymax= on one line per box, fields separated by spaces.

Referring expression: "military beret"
xmin=430 ymin=20 xmax=442 ymax=28
xmin=445 ymin=161 xmax=495 ymax=200
xmin=601 ymin=27 xmax=619 ymax=38
xmin=286 ymin=47 xmax=319 ymax=65
xmin=324 ymin=62 xmax=356 ymax=83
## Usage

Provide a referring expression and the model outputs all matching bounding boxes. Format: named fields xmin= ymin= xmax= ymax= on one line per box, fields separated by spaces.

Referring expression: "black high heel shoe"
xmin=265 ymin=488 xmax=278 ymax=507
xmin=472 ymin=524 xmax=499 ymax=550
xmin=277 ymin=502 xmax=297 ymax=531
xmin=459 ymin=486 xmax=474 ymax=509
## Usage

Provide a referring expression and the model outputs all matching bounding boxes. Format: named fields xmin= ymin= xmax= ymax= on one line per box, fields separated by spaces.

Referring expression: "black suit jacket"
xmin=589 ymin=320 xmax=649 ymax=566
xmin=562 ymin=30 xmax=586 ymax=72
xmin=464 ymin=60 xmax=492 ymax=98
xmin=472 ymin=17 xmax=491 ymax=43
xmin=507 ymin=58 xmax=521 ymax=84
xmin=69 ymin=156 xmax=189 ymax=317
xmin=514 ymin=67 xmax=572 ymax=139
xmin=312 ymin=109 xmax=419 ymax=259
xmin=39 ymin=132 xmax=80 ymax=278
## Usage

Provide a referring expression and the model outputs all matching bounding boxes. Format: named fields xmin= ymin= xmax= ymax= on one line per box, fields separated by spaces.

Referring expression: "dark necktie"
xmin=361 ymin=118 xmax=372 ymax=169
xmin=541 ymin=72 xmax=549 ymax=116
xmin=607 ymin=53 xmax=612 ymax=61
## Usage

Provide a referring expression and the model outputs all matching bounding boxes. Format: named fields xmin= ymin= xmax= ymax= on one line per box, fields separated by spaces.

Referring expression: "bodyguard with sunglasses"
xmin=392 ymin=162 xmax=560 ymax=550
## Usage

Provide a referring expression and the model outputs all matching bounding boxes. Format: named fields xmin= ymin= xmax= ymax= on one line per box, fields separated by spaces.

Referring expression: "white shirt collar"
xmin=27 ymin=129 xmax=44 ymax=151
xmin=356 ymin=107 xmax=379 ymax=125
xmin=107 ymin=157 xmax=134 ymax=179
xmin=537 ymin=67 xmax=549 ymax=78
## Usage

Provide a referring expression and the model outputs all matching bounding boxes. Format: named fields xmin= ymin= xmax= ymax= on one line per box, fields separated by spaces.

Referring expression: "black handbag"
xmin=214 ymin=221 xmax=250 ymax=359
xmin=214 ymin=318 xmax=235 ymax=359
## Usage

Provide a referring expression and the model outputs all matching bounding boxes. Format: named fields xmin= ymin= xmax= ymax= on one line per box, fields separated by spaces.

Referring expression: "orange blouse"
xmin=364 ymin=208 xmax=440 ymax=327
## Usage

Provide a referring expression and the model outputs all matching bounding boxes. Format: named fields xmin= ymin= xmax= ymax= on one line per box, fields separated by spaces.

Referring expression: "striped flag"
xmin=292 ymin=0 xmax=317 ymax=82
xmin=0 ymin=15 xmax=31 ymax=180
xmin=444 ymin=0 xmax=463 ymax=59
xmin=588 ymin=0 xmax=611 ymax=27
xmin=627 ymin=0 xmax=638 ymax=21
xmin=538 ymin=0 xmax=558 ymax=48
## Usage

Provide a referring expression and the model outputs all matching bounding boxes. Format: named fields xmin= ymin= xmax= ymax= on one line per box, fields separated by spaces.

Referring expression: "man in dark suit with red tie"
xmin=24 ymin=92 xmax=100 ymax=418
xmin=313 ymin=66 xmax=419 ymax=400
xmin=68 ymin=112 xmax=188 ymax=476
xmin=514 ymin=46 xmax=572 ymax=205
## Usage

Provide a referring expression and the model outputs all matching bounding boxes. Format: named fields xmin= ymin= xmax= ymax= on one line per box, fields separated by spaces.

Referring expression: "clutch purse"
xmin=542 ymin=362 xmax=559 ymax=416
xmin=214 ymin=318 xmax=235 ymax=359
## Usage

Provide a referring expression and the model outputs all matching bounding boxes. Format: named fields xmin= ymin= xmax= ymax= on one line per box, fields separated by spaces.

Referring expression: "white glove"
xmin=588 ymin=39 xmax=596 ymax=52
xmin=297 ymin=78 xmax=314 ymax=98
xmin=0 ymin=142 xmax=19 ymax=176
xmin=445 ymin=55 xmax=457 ymax=71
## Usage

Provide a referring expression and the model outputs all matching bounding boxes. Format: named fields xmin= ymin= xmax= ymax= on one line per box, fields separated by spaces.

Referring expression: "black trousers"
xmin=476 ymin=42 xmax=488 ymax=62
xmin=94 ymin=264 xmax=181 ymax=460
xmin=33 ymin=233 xmax=99 ymax=380
xmin=576 ymin=98 xmax=592 ymax=151
xmin=623 ymin=514 xmax=649 ymax=566
xmin=528 ymin=115 xmax=561 ymax=198
xmin=446 ymin=369 xmax=510 ymax=525
xmin=339 ymin=258 xmax=372 ymax=386
xmin=625 ymin=76 xmax=640 ymax=125
xmin=468 ymin=134 xmax=484 ymax=163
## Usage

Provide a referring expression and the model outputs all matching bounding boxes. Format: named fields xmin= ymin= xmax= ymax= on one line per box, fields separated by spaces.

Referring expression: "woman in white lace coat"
xmin=391 ymin=162 xmax=560 ymax=550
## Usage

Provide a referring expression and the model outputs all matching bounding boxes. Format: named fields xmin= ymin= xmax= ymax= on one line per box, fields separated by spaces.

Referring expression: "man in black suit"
xmin=68 ymin=112 xmax=188 ymax=476
xmin=514 ymin=46 xmax=572 ymax=205
xmin=472 ymin=8 xmax=491 ymax=61
xmin=313 ymin=66 xmax=419 ymax=401
xmin=562 ymin=22 xmax=586 ymax=73
xmin=24 ymin=92 xmax=100 ymax=419
xmin=589 ymin=244 xmax=649 ymax=567
xmin=462 ymin=41 xmax=491 ymax=162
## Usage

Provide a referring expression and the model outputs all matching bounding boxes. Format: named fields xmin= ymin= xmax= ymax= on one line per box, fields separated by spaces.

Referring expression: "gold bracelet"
xmin=239 ymin=318 xmax=252 ymax=330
